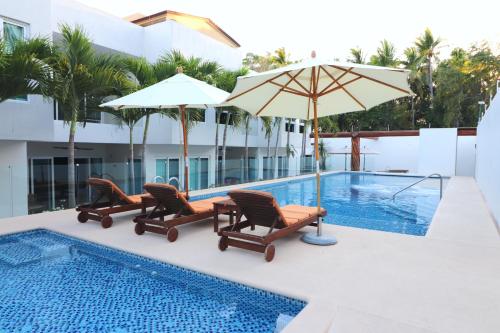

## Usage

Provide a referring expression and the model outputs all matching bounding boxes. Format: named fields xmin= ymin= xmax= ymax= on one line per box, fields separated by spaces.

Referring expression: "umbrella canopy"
xmin=226 ymin=58 xmax=411 ymax=118
xmin=225 ymin=55 xmax=413 ymax=244
xmin=101 ymin=73 xmax=229 ymax=109
xmin=101 ymin=72 xmax=229 ymax=197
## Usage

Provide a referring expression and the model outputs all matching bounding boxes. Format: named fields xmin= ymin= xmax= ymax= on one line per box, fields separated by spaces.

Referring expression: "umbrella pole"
xmin=313 ymin=97 xmax=322 ymax=236
xmin=301 ymin=96 xmax=337 ymax=246
xmin=180 ymin=105 xmax=189 ymax=199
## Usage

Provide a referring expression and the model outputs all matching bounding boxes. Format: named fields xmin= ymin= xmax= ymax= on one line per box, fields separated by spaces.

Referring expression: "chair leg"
xmin=166 ymin=227 xmax=178 ymax=242
xmin=101 ymin=216 xmax=113 ymax=229
xmin=218 ymin=236 xmax=229 ymax=251
xmin=135 ymin=222 xmax=145 ymax=235
xmin=264 ymin=244 xmax=275 ymax=262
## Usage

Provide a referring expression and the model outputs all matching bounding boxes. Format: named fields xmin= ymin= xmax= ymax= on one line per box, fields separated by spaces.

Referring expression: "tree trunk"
xmin=286 ymin=118 xmax=291 ymax=157
xmin=141 ymin=110 xmax=150 ymax=182
xmin=411 ymin=96 xmax=415 ymax=129
xmin=428 ymin=57 xmax=433 ymax=107
xmin=129 ymin=126 xmax=135 ymax=194
xmin=273 ymin=118 xmax=282 ymax=178
xmin=67 ymin=111 xmax=78 ymax=208
xmin=265 ymin=120 xmax=273 ymax=180
xmin=244 ymin=115 xmax=250 ymax=183
xmin=221 ymin=112 xmax=230 ymax=185
xmin=214 ymin=110 xmax=221 ymax=186
xmin=301 ymin=120 xmax=308 ymax=157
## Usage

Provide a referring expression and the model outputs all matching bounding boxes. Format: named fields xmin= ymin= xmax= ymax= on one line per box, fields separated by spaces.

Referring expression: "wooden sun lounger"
xmin=76 ymin=178 xmax=155 ymax=228
xmin=218 ymin=190 xmax=326 ymax=262
xmin=133 ymin=183 xmax=227 ymax=242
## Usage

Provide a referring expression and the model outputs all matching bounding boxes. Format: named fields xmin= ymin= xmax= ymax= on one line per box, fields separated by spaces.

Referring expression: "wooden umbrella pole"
xmin=313 ymin=96 xmax=322 ymax=236
xmin=311 ymin=64 xmax=322 ymax=237
xmin=180 ymin=105 xmax=189 ymax=198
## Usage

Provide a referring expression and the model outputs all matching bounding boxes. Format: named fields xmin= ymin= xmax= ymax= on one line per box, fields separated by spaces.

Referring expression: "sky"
xmin=78 ymin=0 xmax=499 ymax=62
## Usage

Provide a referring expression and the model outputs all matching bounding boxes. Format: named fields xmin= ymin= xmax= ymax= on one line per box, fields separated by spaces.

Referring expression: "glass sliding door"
xmin=263 ymin=157 xmax=273 ymax=180
xmin=134 ymin=159 xmax=142 ymax=194
xmin=155 ymin=158 xmax=180 ymax=187
xmin=75 ymin=158 xmax=90 ymax=205
xmin=278 ymin=156 xmax=287 ymax=178
xmin=155 ymin=159 xmax=167 ymax=183
xmin=168 ymin=158 xmax=180 ymax=181
xmin=189 ymin=158 xmax=200 ymax=191
xmin=29 ymin=158 xmax=54 ymax=214
xmin=248 ymin=157 xmax=257 ymax=182
xmin=200 ymin=158 xmax=209 ymax=189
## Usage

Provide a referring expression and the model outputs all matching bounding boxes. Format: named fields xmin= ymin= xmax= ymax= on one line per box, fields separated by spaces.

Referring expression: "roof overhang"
xmin=129 ymin=10 xmax=240 ymax=48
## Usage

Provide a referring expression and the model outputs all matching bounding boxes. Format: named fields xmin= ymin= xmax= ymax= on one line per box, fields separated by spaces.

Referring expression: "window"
xmin=299 ymin=123 xmax=305 ymax=134
xmin=2 ymin=18 xmax=29 ymax=101
xmin=189 ymin=109 xmax=205 ymax=123
xmin=155 ymin=158 xmax=180 ymax=187
xmin=2 ymin=19 xmax=26 ymax=52
xmin=218 ymin=111 xmax=234 ymax=126
xmin=54 ymin=98 xmax=102 ymax=123
xmin=189 ymin=157 xmax=209 ymax=190
xmin=285 ymin=122 xmax=295 ymax=133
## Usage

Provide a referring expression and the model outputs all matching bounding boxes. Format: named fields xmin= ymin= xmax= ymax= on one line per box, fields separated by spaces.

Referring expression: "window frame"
xmin=1 ymin=16 xmax=30 ymax=103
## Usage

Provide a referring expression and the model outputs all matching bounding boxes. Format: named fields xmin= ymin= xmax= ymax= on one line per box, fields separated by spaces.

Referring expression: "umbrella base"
xmin=301 ymin=232 xmax=337 ymax=246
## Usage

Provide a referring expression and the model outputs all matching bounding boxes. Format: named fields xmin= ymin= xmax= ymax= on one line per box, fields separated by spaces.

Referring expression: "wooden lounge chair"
xmin=133 ymin=183 xmax=227 ymax=242
xmin=76 ymin=178 xmax=155 ymax=228
xmin=218 ymin=190 xmax=326 ymax=262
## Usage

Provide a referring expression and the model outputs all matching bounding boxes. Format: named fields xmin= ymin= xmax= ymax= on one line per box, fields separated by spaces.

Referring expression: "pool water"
xmin=0 ymin=229 xmax=305 ymax=333
xmin=197 ymin=173 xmax=442 ymax=236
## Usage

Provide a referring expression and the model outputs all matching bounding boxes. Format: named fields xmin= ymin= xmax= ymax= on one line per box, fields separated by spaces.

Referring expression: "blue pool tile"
xmin=0 ymin=229 xmax=305 ymax=333
xmin=191 ymin=172 xmax=441 ymax=236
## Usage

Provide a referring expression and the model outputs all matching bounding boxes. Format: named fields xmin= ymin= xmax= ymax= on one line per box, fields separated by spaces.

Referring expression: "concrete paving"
xmin=0 ymin=176 xmax=498 ymax=333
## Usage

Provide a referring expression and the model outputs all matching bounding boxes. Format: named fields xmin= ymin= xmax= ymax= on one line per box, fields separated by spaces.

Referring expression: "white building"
xmin=0 ymin=0 xmax=311 ymax=218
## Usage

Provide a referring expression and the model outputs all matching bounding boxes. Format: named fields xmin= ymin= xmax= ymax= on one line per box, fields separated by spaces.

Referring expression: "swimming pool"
xmin=196 ymin=173 xmax=443 ymax=236
xmin=0 ymin=229 xmax=304 ymax=333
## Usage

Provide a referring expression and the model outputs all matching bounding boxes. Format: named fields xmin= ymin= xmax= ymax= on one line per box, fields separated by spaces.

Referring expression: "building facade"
xmin=0 ymin=0 xmax=312 ymax=218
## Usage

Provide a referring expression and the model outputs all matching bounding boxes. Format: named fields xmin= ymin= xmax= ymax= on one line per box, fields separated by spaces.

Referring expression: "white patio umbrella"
xmin=100 ymin=71 xmax=229 ymax=198
xmin=225 ymin=53 xmax=412 ymax=245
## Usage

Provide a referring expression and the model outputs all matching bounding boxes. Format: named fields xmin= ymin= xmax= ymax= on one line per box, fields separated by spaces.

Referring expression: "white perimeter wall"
xmin=0 ymin=141 xmax=28 ymax=218
xmin=476 ymin=94 xmax=500 ymax=225
xmin=321 ymin=128 xmax=476 ymax=177
xmin=418 ymin=128 xmax=457 ymax=176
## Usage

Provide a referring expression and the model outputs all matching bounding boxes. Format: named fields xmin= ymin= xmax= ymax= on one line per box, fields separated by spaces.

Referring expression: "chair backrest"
xmin=228 ymin=190 xmax=286 ymax=228
xmin=87 ymin=178 xmax=131 ymax=204
xmin=143 ymin=183 xmax=193 ymax=215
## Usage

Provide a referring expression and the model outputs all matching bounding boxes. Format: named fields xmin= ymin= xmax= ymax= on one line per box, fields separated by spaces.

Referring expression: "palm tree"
xmin=0 ymin=37 xmax=53 ymax=103
xmin=104 ymin=109 xmax=143 ymax=193
xmin=402 ymin=47 xmax=425 ymax=128
xmin=261 ymin=116 xmax=273 ymax=178
xmin=318 ymin=140 xmax=328 ymax=170
xmin=416 ymin=28 xmax=441 ymax=107
xmin=272 ymin=47 xmax=291 ymax=66
xmin=241 ymin=111 xmax=253 ymax=182
xmin=50 ymin=24 xmax=128 ymax=207
xmin=273 ymin=117 xmax=283 ymax=178
xmin=370 ymin=40 xmax=398 ymax=67
xmin=121 ymin=56 xmax=178 ymax=181
xmin=348 ymin=47 xmax=366 ymax=64
xmin=214 ymin=68 xmax=247 ymax=185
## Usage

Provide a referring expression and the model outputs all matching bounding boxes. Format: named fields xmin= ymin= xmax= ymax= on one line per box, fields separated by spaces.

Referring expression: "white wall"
xmin=321 ymin=129 xmax=475 ymax=176
xmin=0 ymin=141 xmax=28 ymax=218
xmin=418 ymin=128 xmax=457 ymax=176
xmin=456 ymin=136 xmax=476 ymax=176
xmin=476 ymin=94 xmax=500 ymax=224
xmin=362 ymin=136 xmax=419 ymax=173
xmin=51 ymin=0 xmax=144 ymax=57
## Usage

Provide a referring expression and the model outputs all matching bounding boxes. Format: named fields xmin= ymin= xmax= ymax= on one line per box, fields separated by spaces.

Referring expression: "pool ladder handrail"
xmin=168 ymin=177 xmax=181 ymax=189
xmin=392 ymin=173 xmax=443 ymax=201
xmin=151 ymin=176 xmax=165 ymax=183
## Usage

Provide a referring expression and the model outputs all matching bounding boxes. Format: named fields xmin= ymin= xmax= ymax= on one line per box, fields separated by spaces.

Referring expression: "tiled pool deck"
xmin=0 ymin=174 xmax=499 ymax=333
